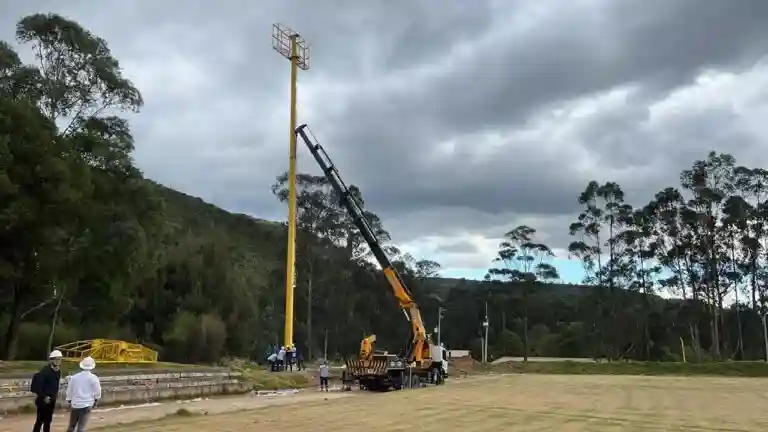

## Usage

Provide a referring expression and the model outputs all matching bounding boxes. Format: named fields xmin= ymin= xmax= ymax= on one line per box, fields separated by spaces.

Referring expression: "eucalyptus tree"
xmin=621 ymin=207 xmax=660 ymax=295
xmin=614 ymin=206 xmax=662 ymax=359
xmin=595 ymin=182 xmax=633 ymax=292
xmin=679 ymin=152 xmax=736 ymax=359
xmin=568 ymin=181 xmax=604 ymax=285
xmin=568 ymin=181 xmax=632 ymax=357
xmin=646 ymin=188 xmax=692 ymax=299
xmin=732 ymin=166 xmax=768 ymax=308
xmin=414 ymin=260 xmax=442 ymax=279
xmin=15 ymin=13 xmax=143 ymax=130
xmin=486 ymin=225 xmax=559 ymax=361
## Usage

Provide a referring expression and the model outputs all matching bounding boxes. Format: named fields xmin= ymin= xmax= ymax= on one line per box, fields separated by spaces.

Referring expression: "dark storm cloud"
xmin=2 ymin=0 xmax=768 ymax=262
xmin=311 ymin=0 xmax=768 ymax=221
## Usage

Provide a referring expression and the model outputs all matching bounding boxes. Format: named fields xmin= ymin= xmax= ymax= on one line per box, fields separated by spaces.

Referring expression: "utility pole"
xmin=324 ymin=328 xmax=329 ymax=362
xmin=482 ymin=301 xmax=489 ymax=363
xmin=436 ymin=306 xmax=444 ymax=346
xmin=762 ymin=312 xmax=768 ymax=363
xmin=759 ymin=297 xmax=768 ymax=363
xmin=272 ymin=24 xmax=310 ymax=350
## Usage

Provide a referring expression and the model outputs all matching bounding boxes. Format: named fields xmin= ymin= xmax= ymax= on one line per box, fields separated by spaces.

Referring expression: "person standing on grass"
xmin=295 ymin=348 xmax=304 ymax=371
xmin=31 ymin=350 xmax=63 ymax=432
xmin=65 ymin=356 xmax=101 ymax=432
xmin=287 ymin=344 xmax=296 ymax=371
xmin=277 ymin=346 xmax=286 ymax=371
xmin=318 ymin=361 xmax=330 ymax=391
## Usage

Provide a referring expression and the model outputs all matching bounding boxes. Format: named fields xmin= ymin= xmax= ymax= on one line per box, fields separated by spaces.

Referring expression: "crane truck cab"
xmin=345 ymin=342 xmax=447 ymax=391
xmin=438 ymin=343 xmax=449 ymax=378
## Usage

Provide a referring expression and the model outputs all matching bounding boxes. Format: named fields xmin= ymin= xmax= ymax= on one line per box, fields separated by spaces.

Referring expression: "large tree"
xmin=486 ymin=225 xmax=559 ymax=361
xmin=0 ymin=96 xmax=90 ymax=359
xmin=0 ymin=13 xmax=151 ymax=359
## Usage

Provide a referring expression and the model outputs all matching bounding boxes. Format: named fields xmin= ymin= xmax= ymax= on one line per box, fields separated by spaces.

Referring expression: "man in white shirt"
xmin=277 ymin=346 xmax=286 ymax=371
xmin=318 ymin=361 xmax=330 ymax=391
xmin=267 ymin=352 xmax=278 ymax=371
xmin=65 ymin=356 xmax=101 ymax=432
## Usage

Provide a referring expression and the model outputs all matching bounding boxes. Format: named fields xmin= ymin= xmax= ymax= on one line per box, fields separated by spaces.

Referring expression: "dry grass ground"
xmin=109 ymin=374 xmax=768 ymax=431
xmin=6 ymin=374 xmax=768 ymax=431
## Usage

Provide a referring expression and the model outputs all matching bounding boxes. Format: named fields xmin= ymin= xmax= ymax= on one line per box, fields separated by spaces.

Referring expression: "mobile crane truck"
xmin=296 ymin=124 xmax=448 ymax=392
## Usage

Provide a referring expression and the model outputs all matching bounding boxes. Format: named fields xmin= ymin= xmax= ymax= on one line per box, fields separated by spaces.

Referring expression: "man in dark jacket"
xmin=32 ymin=350 xmax=63 ymax=432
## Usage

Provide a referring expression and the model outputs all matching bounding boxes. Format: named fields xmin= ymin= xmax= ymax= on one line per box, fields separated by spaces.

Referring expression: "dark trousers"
xmin=320 ymin=376 xmax=329 ymax=390
xmin=66 ymin=406 xmax=92 ymax=432
xmin=33 ymin=398 xmax=56 ymax=432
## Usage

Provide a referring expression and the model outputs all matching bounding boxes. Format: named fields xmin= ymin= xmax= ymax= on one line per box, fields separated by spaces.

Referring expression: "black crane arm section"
xmin=294 ymin=124 xmax=430 ymax=364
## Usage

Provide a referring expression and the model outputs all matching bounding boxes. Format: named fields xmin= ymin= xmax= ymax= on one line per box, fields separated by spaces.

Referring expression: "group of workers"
xmin=266 ymin=344 xmax=304 ymax=372
xmin=264 ymin=344 xmax=342 ymax=392
xmin=31 ymin=350 xmax=103 ymax=432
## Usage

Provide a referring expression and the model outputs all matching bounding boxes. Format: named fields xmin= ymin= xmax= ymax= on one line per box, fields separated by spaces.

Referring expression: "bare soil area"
xmin=1 ymin=389 xmax=351 ymax=431
xmin=7 ymin=374 xmax=768 ymax=431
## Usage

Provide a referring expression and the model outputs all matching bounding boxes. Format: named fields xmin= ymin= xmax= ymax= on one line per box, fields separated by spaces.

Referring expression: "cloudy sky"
xmin=2 ymin=1 xmax=768 ymax=283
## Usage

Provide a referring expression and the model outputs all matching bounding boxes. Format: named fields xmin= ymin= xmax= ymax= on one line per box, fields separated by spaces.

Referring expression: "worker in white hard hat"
xmin=65 ymin=356 xmax=101 ymax=432
xmin=31 ymin=350 xmax=63 ymax=432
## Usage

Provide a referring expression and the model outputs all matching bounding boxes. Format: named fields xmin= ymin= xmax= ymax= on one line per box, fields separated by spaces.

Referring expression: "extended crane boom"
xmin=295 ymin=124 xmax=431 ymax=367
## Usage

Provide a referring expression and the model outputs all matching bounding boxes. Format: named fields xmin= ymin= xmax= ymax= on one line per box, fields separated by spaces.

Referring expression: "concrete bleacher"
xmin=0 ymin=370 xmax=248 ymax=412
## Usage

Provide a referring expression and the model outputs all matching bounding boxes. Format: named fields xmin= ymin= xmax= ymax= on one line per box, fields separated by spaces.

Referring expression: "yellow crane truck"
xmin=296 ymin=124 xmax=448 ymax=392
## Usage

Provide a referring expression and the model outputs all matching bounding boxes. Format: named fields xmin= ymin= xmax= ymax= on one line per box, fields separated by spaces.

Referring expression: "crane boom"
xmin=295 ymin=124 xmax=430 ymax=365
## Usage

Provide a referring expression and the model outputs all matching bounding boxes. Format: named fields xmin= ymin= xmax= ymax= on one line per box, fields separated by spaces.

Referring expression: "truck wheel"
xmin=391 ymin=373 xmax=403 ymax=390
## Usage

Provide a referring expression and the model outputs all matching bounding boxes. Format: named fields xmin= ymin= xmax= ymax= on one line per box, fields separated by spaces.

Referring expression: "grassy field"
xmin=449 ymin=357 xmax=768 ymax=378
xmin=90 ymin=374 xmax=768 ymax=431
xmin=491 ymin=359 xmax=768 ymax=376
xmin=241 ymin=369 xmax=310 ymax=390
xmin=0 ymin=360 xmax=217 ymax=375
xmin=5 ymin=356 xmax=766 ymax=377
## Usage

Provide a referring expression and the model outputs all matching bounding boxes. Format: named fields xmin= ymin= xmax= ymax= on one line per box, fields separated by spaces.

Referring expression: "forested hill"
xmin=428 ymin=276 xmax=590 ymax=296
xmin=152 ymin=181 xmax=283 ymax=238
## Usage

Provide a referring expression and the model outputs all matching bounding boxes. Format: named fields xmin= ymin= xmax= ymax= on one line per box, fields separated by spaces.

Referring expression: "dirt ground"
xmin=1 ymin=390 xmax=351 ymax=431
xmin=7 ymin=374 xmax=768 ymax=431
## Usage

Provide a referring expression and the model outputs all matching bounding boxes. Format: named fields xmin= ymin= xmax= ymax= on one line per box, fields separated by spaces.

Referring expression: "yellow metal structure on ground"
xmin=55 ymin=339 xmax=158 ymax=363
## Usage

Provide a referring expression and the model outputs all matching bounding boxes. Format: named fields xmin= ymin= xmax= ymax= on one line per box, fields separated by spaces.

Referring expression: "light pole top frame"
xmin=272 ymin=23 xmax=310 ymax=71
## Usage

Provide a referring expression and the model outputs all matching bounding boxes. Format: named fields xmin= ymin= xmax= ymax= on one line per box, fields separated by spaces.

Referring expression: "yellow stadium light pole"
xmin=272 ymin=24 xmax=310 ymax=350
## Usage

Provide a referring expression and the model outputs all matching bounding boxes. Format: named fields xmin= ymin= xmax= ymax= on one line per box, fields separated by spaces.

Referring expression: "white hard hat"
xmin=79 ymin=356 xmax=95 ymax=371
xmin=48 ymin=350 xmax=63 ymax=359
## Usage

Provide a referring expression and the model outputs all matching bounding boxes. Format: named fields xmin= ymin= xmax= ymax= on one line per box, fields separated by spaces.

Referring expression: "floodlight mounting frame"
xmin=272 ymin=23 xmax=310 ymax=71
